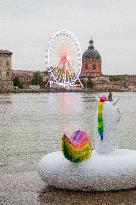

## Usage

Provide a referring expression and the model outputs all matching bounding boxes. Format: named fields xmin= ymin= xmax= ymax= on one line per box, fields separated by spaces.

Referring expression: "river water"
xmin=0 ymin=92 xmax=136 ymax=205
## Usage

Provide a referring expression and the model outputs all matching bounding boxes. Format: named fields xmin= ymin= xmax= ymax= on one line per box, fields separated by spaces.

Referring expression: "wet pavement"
xmin=0 ymin=171 xmax=136 ymax=205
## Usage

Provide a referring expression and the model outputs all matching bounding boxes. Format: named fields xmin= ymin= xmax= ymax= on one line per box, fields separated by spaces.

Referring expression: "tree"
xmin=13 ymin=76 xmax=22 ymax=88
xmin=80 ymin=78 xmax=88 ymax=88
xmin=31 ymin=71 xmax=42 ymax=85
xmin=87 ymin=77 xmax=93 ymax=89
xmin=80 ymin=77 xmax=93 ymax=89
xmin=109 ymin=75 xmax=121 ymax=81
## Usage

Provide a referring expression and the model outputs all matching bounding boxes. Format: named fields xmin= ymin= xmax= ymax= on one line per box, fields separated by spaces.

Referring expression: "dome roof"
xmin=82 ymin=39 xmax=101 ymax=59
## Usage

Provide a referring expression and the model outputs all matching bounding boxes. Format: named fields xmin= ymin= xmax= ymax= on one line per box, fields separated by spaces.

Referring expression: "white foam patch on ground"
xmin=38 ymin=149 xmax=136 ymax=191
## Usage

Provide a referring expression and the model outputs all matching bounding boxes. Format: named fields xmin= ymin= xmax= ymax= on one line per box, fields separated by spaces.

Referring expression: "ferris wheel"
xmin=46 ymin=30 xmax=82 ymax=87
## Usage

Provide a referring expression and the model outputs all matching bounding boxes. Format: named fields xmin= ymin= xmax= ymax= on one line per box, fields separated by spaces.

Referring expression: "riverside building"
xmin=0 ymin=50 xmax=13 ymax=92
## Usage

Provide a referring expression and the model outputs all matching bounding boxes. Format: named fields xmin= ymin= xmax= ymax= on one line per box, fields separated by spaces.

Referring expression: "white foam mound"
xmin=38 ymin=149 xmax=136 ymax=191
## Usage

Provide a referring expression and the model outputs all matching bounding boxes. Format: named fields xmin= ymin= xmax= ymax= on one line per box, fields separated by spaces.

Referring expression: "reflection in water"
xmin=0 ymin=100 xmax=12 ymax=105
xmin=0 ymin=94 xmax=12 ymax=105
xmin=38 ymin=186 xmax=136 ymax=205
xmin=57 ymin=93 xmax=76 ymax=114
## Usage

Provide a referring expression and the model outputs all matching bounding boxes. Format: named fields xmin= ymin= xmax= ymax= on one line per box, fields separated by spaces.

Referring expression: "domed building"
xmin=81 ymin=39 xmax=102 ymax=77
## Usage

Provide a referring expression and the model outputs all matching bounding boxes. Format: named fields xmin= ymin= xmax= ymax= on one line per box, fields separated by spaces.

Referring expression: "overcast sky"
xmin=0 ymin=0 xmax=136 ymax=74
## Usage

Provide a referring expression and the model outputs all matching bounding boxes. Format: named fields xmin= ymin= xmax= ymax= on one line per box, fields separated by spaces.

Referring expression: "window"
xmin=92 ymin=64 xmax=96 ymax=70
xmin=6 ymin=60 xmax=9 ymax=66
xmin=6 ymin=71 xmax=10 ymax=77
xmin=84 ymin=63 xmax=88 ymax=70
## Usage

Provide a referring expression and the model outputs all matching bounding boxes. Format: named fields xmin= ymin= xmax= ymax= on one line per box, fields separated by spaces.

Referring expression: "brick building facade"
xmin=0 ymin=50 xmax=13 ymax=92
xmin=12 ymin=70 xmax=34 ymax=89
xmin=81 ymin=39 xmax=102 ymax=77
xmin=92 ymin=75 xmax=136 ymax=91
xmin=12 ymin=70 xmax=49 ymax=89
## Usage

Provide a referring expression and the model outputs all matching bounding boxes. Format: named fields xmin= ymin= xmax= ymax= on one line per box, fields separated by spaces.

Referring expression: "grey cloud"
xmin=0 ymin=0 xmax=136 ymax=74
